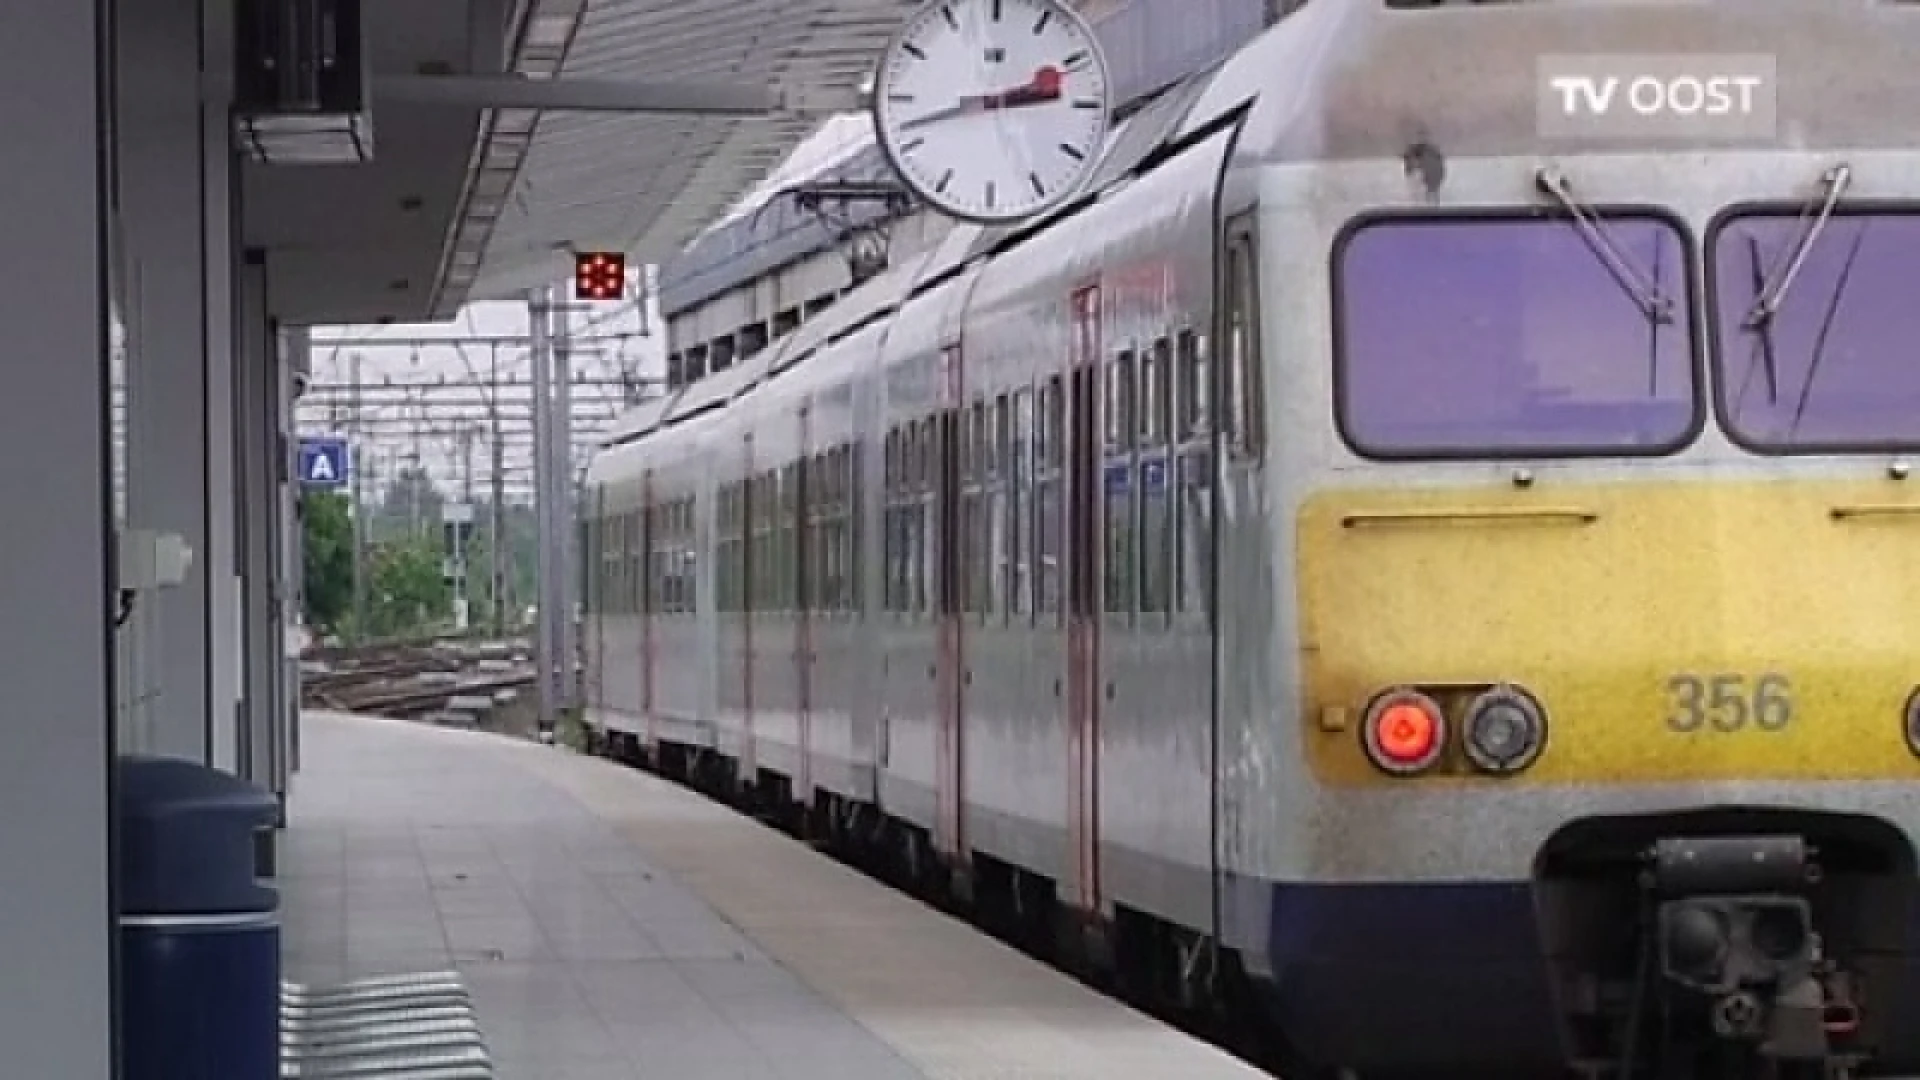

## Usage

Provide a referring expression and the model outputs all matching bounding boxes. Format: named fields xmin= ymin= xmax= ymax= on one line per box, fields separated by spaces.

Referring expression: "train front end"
xmin=1294 ymin=460 xmax=1920 ymax=1075
xmin=1240 ymin=4 xmax=1920 ymax=1070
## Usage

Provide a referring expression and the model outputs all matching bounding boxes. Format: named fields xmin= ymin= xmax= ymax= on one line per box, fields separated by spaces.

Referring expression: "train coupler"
xmin=1642 ymin=834 xmax=1864 ymax=1066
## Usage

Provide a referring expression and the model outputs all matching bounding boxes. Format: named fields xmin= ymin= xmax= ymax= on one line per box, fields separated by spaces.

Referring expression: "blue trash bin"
xmin=116 ymin=755 xmax=281 ymax=1080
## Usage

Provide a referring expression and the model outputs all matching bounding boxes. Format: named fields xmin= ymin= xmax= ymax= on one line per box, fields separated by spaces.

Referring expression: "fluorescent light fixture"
xmin=237 ymin=111 xmax=374 ymax=165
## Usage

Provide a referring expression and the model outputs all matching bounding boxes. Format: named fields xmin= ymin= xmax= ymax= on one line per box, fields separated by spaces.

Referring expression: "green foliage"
xmin=300 ymin=491 xmax=354 ymax=634
xmin=366 ymin=538 xmax=452 ymax=639
xmin=301 ymin=461 xmax=548 ymax=641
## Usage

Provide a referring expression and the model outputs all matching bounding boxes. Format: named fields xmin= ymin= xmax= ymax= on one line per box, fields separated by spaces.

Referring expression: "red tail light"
xmin=1363 ymin=689 xmax=1446 ymax=775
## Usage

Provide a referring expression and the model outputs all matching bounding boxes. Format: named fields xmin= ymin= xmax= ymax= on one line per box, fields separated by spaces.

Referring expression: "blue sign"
xmin=298 ymin=436 xmax=351 ymax=488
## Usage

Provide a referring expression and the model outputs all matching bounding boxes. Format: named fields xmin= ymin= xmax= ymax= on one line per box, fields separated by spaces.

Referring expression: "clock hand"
xmin=898 ymin=101 xmax=973 ymax=130
xmin=897 ymin=67 xmax=1066 ymax=130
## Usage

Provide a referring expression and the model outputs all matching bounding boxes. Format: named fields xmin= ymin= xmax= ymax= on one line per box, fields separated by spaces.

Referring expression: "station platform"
xmin=280 ymin=711 xmax=1274 ymax=1079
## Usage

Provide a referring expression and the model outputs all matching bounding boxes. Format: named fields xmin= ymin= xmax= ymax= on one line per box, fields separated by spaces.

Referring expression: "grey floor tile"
xmin=282 ymin=713 xmax=938 ymax=1080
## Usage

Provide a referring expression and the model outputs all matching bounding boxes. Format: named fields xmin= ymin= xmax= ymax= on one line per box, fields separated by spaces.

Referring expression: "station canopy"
xmin=246 ymin=0 xmax=902 ymax=326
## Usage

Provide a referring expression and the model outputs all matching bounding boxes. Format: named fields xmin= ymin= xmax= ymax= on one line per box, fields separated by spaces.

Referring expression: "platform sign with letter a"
xmin=297 ymin=436 xmax=351 ymax=489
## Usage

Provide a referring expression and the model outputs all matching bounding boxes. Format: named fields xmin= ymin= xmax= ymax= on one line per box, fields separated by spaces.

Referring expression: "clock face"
xmin=873 ymin=0 xmax=1113 ymax=223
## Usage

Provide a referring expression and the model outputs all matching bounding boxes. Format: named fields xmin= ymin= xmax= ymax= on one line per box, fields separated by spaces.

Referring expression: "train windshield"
xmin=1335 ymin=214 xmax=1697 ymax=458
xmin=1711 ymin=210 xmax=1920 ymax=452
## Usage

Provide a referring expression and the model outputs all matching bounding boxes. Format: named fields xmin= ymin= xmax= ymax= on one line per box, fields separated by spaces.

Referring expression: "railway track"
xmin=300 ymin=636 xmax=538 ymax=723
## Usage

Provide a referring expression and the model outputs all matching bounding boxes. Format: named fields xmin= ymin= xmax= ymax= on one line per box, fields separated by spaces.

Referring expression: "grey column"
xmin=203 ymin=0 xmax=242 ymax=774
xmin=273 ymin=323 xmax=298 ymax=801
xmin=284 ymin=326 xmax=309 ymax=780
xmin=0 ymin=0 xmax=117 ymax=1073
xmin=118 ymin=0 xmax=211 ymax=762
xmin=236 ymin=250 xmax=276 ymax=788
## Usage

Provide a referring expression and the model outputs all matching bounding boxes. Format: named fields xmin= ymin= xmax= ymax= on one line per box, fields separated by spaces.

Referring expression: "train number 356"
xmin=1665 ymin=673 xmax=1793 ymax=733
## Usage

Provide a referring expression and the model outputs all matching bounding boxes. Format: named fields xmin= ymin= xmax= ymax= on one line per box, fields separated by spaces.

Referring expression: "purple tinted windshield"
xmin=1337 ymin=215 xmax=1697 ymax=457
xmin=1713 ymin=212 xmax=1920 ymax=450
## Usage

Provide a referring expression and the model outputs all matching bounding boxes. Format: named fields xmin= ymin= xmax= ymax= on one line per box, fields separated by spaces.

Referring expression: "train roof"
xmin=589 ymin=0 xmax=1920 ymax=487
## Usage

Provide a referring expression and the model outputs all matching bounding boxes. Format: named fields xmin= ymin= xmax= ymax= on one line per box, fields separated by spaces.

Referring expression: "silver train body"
xmin=584 ymin=1 xmax=1920 ymax=1073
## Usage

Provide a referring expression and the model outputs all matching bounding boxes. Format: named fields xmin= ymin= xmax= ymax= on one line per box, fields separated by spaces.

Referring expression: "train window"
xmin=1223 ymin=228 xmax=1264 ymax=458
xmin=645 ymin=504 xmax=658 ymax=615
xmin=611 ymin=514 xmax=625 ymax=615
xmin=914 ymin=497 xmax=932 ymax=618
xmin=840 ymin=444 xmax=856 ymax=613
xmin=1175 ymin=451 xmax=1212 ymax=618
xmin=770 ymin=467 xmax=783 ymax=615
xmin=847 ymin=444 xmax=863 ymax=613
xmin=1711 ymin=209 xmax=1920 ymax=452
xmin=1139 ymin=460 xmax=1171 ymax=616
xmin=969 ymin=400 xmax=988 ymax=481
xmin=609 ymin=514 xmax=622 ymax=615
xmin=962 ymin=487 xmax=985 ymax=618
xmin=1036 ymin=482 xmax=1061 ymax=619
xmin=662 ymin=498 xmax=679 ymax=614
xmin=1041 ymin=376 xmax=1064 ymax=469
xmin=1009 ymin=389 xmax=1031 ymax=619
xmin=1176 ymin=330 xmax=1208 ymax=442
xmin=991 ymin=394 xmax=1009 ymax=480
xmin=816 ymin=450 xmax=828 ymax=615
xmin=1103 ymin=465 xmax=1135 ymax=618
xmin=606 ymin=514 xmax=620 ymax=615
xmin=986 ymin=484 xmax=1005 ymax=624
xmin=1107 ymin=350 xmax=1136 ymax=450
xmin=918 ymin=417 xmax=938 ymax=493
xmin=1335 ymin=213 xmax=1696 ymax=458
xmin=884 ymin=437 xmax=908 ymax=617
xmin=711 ymin=491 xmax=725 ymax=613
xmin=778 ymin=467 xmax=793 ymax=614
xmin=881 ymin=502 xmax=897 ymax=614
xmin=656 ymin=503 xmax=670 ymax=614
xmin=638 ymin=508 xmax=650 ymax=615
xmin=1145 ymin=338 xmax=1173 ymax=447
xmin=631 ymin=511 xmax=643 ymax=614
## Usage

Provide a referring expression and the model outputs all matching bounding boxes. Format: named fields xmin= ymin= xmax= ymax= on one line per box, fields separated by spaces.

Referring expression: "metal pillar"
xmin=0 ymin=0 xmax=115 ymax=1071
xmin=489 ymin=345 xmax=506 ymax=637
xmin=201 ymin=0 xmax=242 ymax=774
xmin=528 ymin=287 xmax=557 ymax=735
xmin=552 ymin=300 xmax=575 ymax=712
xmin=236 ymin=249 xmax=277 ymax=790
xmin=349 ymin=352 xmax=368 ymax=643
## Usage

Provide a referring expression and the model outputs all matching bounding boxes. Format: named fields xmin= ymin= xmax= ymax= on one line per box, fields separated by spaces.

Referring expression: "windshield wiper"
xmin=1646 ymin=232 xmax=1666 ymax=395
xmin=1743 ymin=163 xmax=1852 ymax=330
xmin=1535 ymin=166 xmax=1675 ymax=325
xmin=1734 ymin=232 xmax=1783 ymax=408
xmin=1786 ymin=224 xmax=1868 ymax=440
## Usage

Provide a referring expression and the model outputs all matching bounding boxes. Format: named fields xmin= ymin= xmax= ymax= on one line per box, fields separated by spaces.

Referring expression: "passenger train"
xmin=580 ymin=1 xmax=1920 ymax=1075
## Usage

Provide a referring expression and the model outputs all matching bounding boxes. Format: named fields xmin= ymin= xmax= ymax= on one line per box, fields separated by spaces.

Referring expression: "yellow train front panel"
xmin=1296 ymin=475 xmax=1920 ymax=787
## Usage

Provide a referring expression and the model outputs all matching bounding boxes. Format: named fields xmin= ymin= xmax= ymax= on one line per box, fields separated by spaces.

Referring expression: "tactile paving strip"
xmin=281 ymin=971 xmax=493 ymax=1079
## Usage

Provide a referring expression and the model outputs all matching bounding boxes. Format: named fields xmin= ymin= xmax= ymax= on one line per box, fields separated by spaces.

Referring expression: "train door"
xmin=934 ymin=344 xmax=966 ymax=858
xmin=1065 ymin=283 xmax=1104 ymax=914
xmin=639 ymin=470 xmax=657 ymax=747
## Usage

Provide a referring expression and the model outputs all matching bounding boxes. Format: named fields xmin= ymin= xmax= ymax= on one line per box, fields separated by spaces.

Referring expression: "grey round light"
xmin=1462 ymin=685 xmax=1546 ymax=774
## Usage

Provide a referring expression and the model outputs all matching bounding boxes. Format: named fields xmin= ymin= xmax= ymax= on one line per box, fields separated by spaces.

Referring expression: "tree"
xmin=301 ymin=491 xmax=354 ymax=635
xmin=367 ymin=537 xmax=451 ymax=638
